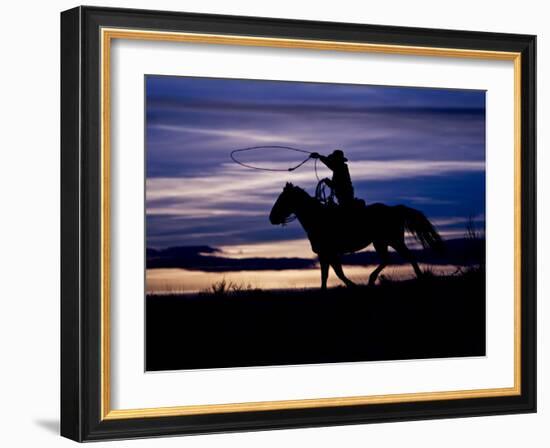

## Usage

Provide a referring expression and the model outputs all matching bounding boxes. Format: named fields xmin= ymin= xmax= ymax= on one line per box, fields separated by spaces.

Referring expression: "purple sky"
xmin=145 ymin=75 xmax=485 ymax=252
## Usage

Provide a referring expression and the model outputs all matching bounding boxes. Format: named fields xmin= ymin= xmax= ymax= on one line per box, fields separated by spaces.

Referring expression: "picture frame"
xmin=60 ymin=6 xmax=536 ymax=442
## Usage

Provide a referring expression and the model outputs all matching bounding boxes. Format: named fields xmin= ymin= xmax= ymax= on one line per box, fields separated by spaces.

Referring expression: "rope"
xmin=230 ymin=145 xmax=313 ymax=172
xmin=315 ymin=178 xmax=335 ymax=205
xmin=314 ymin=158 xmax=321 ymax=182
xmin=229 ymin=145 xmax=330 ymax=223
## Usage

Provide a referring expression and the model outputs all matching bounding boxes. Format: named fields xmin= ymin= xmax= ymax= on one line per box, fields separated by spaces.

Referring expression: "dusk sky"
xmin=145 ymin=75 xmax=486 ymax=258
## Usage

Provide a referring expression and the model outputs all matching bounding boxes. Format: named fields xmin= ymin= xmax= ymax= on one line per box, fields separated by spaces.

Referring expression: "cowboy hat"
xmin=327 ymin=149 xmax=348 ymax=162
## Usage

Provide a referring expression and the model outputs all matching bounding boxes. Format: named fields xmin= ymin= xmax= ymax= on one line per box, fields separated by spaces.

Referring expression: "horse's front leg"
xmin=319 ymin=255 xmax=329 ymax=290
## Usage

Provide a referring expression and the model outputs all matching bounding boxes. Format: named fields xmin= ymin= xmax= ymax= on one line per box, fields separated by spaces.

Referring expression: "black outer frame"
xmin=60 ymin=6 xmax=536 ymax=442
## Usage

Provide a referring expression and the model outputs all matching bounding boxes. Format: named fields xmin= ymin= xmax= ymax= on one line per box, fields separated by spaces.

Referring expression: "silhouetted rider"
xmin=310 ymin=149 xmax=355 ymax=206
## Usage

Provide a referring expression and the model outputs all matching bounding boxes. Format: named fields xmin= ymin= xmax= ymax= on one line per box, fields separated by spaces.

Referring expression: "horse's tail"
xmin=397 ymin=206 xmax=445 ymax=254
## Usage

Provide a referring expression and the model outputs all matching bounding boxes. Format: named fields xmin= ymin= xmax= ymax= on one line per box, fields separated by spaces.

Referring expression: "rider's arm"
xmin=318 ymin=155 xmax=335 ymax=171
xmin=310 ymin=152 xmax=335 ymax=171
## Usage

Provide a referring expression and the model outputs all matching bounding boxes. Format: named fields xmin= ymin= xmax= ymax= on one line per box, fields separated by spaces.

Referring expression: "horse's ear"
xmin=285 ymin=182 xmax=293 ymax=189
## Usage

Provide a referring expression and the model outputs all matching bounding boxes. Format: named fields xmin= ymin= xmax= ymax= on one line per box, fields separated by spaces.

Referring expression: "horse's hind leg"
xmin=393 ymin=241 xmax=423 ymax=278
xmin=330 ymin=256 xmax=356 ymax=287
xmin=368 ymin=243 xmax=389 ymax=286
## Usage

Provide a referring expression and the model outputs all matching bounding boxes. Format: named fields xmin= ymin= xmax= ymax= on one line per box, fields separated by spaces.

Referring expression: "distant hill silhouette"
xmin=146 ymin=237 xmax=484 ymax=272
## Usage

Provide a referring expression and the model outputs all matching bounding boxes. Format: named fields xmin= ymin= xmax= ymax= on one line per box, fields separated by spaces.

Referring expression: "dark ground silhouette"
xmin=146 ymin=270 xmax=485 ymax=371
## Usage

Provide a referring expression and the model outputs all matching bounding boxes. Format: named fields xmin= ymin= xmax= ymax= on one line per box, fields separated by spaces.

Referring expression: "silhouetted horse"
xmin=269 ymin=183 xmax=444 ymax=289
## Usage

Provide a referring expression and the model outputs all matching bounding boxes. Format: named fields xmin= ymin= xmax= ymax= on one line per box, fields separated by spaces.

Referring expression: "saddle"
xmin=320 ymin=197 xmax=366 ymax=215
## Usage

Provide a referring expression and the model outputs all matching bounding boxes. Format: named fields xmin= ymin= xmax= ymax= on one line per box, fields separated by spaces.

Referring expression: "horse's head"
xmin=269 ymin=182 xmax=299 ymax=225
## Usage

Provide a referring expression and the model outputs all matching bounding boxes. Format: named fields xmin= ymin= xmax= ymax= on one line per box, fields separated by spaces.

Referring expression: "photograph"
xmin=145 ymin=75 xmax=487 ymax=371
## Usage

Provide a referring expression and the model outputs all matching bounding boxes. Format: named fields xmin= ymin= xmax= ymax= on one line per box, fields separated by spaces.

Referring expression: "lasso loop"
xmin=230 ymin=145 xmax=313 ymax=172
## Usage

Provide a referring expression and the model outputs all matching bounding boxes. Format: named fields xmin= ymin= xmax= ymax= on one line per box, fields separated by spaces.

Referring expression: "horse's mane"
xmin=288 ymin=184 xmax=308 ymax=196
xmin=286 ymin=183 xmax=316 ymax=203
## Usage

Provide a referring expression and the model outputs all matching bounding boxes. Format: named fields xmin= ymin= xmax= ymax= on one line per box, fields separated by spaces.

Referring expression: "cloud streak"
xmin=146 ymin=159 xmax=484 ymax=218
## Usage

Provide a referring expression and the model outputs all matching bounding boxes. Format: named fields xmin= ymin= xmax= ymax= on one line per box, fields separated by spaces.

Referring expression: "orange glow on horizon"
xmin=146 ymin=264 xmax=459 ymax=295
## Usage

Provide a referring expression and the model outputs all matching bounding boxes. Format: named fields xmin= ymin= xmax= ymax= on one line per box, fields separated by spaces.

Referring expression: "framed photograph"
xmin=61 ymin=6 xmax=536 ymax=442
